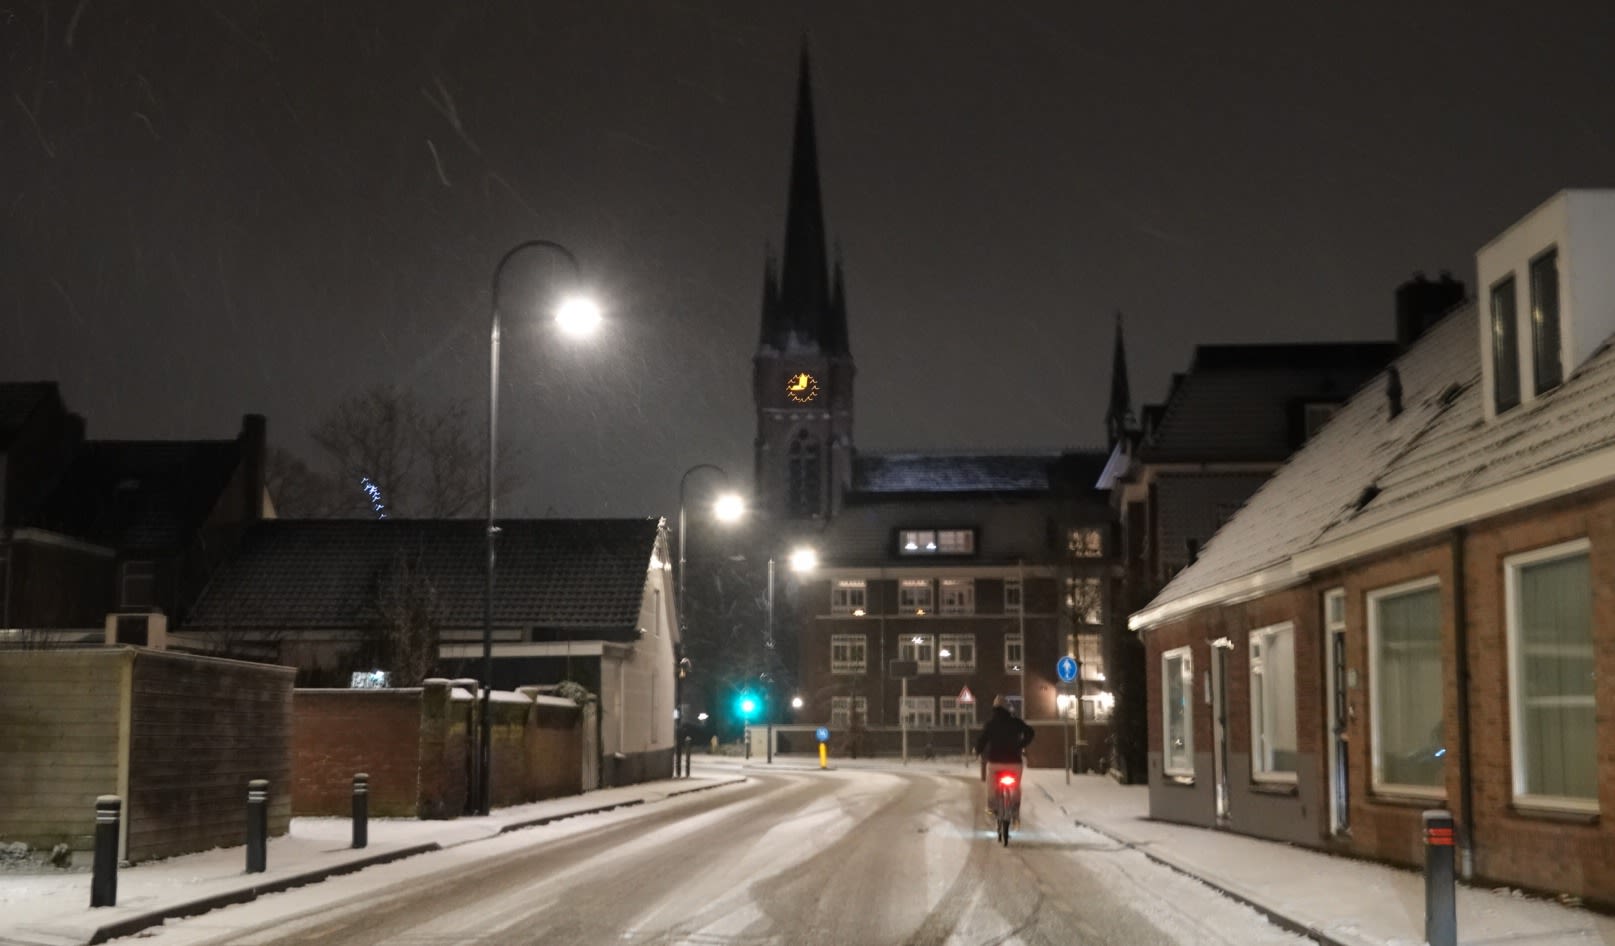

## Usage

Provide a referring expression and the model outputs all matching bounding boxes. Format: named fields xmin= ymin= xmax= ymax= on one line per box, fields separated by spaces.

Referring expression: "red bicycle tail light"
xmin=997 ymin=774 xmax=1018 ymax=787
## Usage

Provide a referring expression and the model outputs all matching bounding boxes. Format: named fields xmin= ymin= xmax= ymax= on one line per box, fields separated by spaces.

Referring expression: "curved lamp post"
xmin=480 ymin=239 xmax=599 ymax=815
xmin=675 ymin=464 xmax=744 ymax=775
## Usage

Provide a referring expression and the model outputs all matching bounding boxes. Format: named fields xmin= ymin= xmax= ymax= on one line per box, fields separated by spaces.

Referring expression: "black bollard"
xmin=352 ymin=773 xmax=369 ymax=849
xmin=1423 ymin=809 xmax=1457 ymax=946
xmin=246 ymin=779 xmax=269 ymax=873
xmin=90 ymin=795 xmax=121 ymax=907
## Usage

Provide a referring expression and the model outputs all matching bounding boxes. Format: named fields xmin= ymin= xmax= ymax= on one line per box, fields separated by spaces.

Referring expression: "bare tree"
xmin=361 ymin=548 xmax=439 ymax=686
xmin=264 ymin=447 xmax=347 ymax=518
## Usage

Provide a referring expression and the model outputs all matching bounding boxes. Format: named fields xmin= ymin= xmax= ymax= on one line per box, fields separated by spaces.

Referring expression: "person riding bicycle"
xmin=975 ymin=695 xmax=1034 ymax=823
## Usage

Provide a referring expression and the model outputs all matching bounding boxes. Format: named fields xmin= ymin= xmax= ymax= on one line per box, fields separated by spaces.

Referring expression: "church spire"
xmin=771 ymin=43 xmax=837 ymax=353
xmin=1106 ymin=311 xmax=1133 ymax=448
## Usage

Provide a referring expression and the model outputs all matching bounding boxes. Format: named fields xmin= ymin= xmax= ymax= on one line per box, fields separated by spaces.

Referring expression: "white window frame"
xmin=1004 ymin=633 xmax=1023 ymax=674
xmin=1505 ymin=538 xmax=1597 ymax=814
xmin=1076 ymin=632 xmax=1104 ymax=681
xmin=1162 ymin=646 xmax=1194 ymax=778
xmin=830 ymin=696 xmax=868 ymax=729
xmin=936 ymin=529 xmax=975 ymax=554
xmin=899 ymin=578 xmax=933 ymax=614
xmin=830 ymin=634 xmax=867 ymax=675
xmin=1248 ymin=622 xmax=1299 ymax=783
xmin=901 ymin=696 xmax=936 ymax=729
xmin=831 ymin=579 xmax=868 ymax=616
xmin=939 ymin=696 xmax=975 ymax=728
xmin=939 ymin=578 xmax=974 ymax=615
xmin=1367 ymin=577 xmax=1445 ymax=799
xmin=1004 ymin=577 xmax=1022 ymax=613
xmin=899 ymin=633 xmax=936 ymax=674
xmin=900 ymin=529 xmax=937 ymax=554
xmin=938 ymin=633 xmax=976 ymax=673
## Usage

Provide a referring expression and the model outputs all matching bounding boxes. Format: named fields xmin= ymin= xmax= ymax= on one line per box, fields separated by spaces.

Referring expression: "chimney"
xmin=239 ymin=414 xmax=267 ymax=523
xmin=1396 ymin=271 xmax=1466 ymax=348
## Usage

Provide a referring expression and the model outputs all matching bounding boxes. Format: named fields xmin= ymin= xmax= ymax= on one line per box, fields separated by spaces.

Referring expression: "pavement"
xmin=0 ymin=772 xmax=744 ymax=946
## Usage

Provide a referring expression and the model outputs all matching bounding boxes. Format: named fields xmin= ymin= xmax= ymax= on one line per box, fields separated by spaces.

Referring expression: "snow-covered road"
xmin=121 ymin=766 xmax=1309 ymax=945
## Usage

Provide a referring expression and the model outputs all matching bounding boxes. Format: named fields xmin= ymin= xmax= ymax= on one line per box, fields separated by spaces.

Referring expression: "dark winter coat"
xmin=975 ymin=706 xmax=1035 ymax=763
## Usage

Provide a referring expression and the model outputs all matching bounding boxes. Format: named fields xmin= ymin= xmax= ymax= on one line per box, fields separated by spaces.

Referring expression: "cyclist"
xmin=975 ymin=695 xmax=1035 ymax=824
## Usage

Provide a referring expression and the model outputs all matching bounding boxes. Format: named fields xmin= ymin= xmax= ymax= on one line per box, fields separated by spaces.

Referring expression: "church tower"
xmin=1105 ymin=312 xmax=1133 ymax=449
xmin=753 ymin=48 xmax=855 ymax=521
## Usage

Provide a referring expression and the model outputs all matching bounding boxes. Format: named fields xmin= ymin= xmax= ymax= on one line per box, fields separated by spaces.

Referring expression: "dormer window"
xmin=1530 ymin=248 xmax=1562 ymax=395
xmin=898 ymin=528 xmax=975 ymax=556
xmin=1490 ymin=275 xmax=1521 ymax=414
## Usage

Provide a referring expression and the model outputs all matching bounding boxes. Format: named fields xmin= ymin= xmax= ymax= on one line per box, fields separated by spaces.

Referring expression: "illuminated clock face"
xmin=786 ymin=371 xmax=821 ymax=403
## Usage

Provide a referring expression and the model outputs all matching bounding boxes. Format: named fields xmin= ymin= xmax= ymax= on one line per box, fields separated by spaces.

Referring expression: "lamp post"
xmin=675 ymin=465 xmax=743 ymax=776
xmin=480 ymin=239 xmax=599 ymax=816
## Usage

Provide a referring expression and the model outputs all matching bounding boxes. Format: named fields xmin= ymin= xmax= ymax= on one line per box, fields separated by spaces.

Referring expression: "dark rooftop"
xmin=0 ymin=382 xmax=58 ymax=448
xmin=850 ymin=450 xmax=1108 ymax=496
xmin=27 ymin=440 xmax=243 ymax=551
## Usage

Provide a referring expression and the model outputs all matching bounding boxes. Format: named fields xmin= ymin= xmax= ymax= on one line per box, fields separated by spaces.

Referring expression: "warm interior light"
xmin=712 ymin=493 xmax=745 ymax=523
xmin=852 ymin=608 xmax=866 ymax=617
xmin=555 ymin=295 xmax=603 ymax=337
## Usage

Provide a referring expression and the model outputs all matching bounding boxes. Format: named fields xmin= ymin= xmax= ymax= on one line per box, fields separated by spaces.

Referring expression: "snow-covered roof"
xmin=1133 ymin=304 xmax=1615 ymax=630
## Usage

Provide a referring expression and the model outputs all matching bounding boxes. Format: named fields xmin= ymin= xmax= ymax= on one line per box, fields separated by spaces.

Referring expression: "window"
xmin=120 ymin=560 xmax=157 ymax=609
xmin=830 ymin=696 xmax=868 ymax=729
xmin=830 ymin=634 xmax=867 ymax=674
xmin=787 ymin=431 xmax=822 ymax=517
xmin=899 ymin=578 xmax=933 ymax=614
xmin=1081 ymin=693 xmax=1114 ymax=723
xmin=899 ymin=633 xmax=935 ymax=673
xmin=1530 ymin=248 xmax=1562 ymax=395
xmin=1065 ymin=577 xmax=1102 ymax=624
xmin=1249 ymin=623 xmax=1299 ymax=781
xmin=899 ymin=528 xmax=975 ymax=556
xmin=1369 ymin=580 xmax=1444 ymax=794
xmin=1004 ymin=577 xmax=1022 ymax=613
xmin=1491 ymin=276 xmax=1521 ymax=413
xmin=1162 ymin=647 xmax=1194 ymax=778
xmin=1004 ymin=634 xmax=1023 ymax=674
xmin=938 ymin=633 xmax=976 ymax=673
xmin=831 ymin=580 xmax=867 ymax=616
xmin=901 ymin=696 xmax=936 ymax=729
xmin=1076 ymin=633 xmax=1104 ymax=680
xmin=1506 ymin=540 xmax=1596 ymax=810
xmin=939 ymin=578 xmax=974 ymax=615
xmin=1068 ymin=527 xmax=1103 ymax=558
xmin=939 ymin=696 xmax=975 ymax=728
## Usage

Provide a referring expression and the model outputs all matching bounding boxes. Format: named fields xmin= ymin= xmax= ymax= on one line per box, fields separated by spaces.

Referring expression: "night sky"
xmin=7 ymin=1 xmax=1615 ymax=519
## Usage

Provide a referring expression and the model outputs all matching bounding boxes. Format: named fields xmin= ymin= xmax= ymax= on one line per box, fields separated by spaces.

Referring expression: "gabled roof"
xmin=26 ymin=440 xmax=242 ymax=551
xmin=182 ymin=519 xmax=663 ymax=640
xmin=850 ymin=451 xmax=1105 ymax=496
xmin=1140 ymin=341 xmax=1399 ymax=463
xmin=1133 ymin=304 xmax=1615 ymax=630
xmin=0 ymin=382 xmax=58 ymax=448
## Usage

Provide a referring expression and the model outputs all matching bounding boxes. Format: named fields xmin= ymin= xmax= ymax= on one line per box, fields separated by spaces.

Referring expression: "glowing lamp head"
xmin=788 ymin=546 xmax=818 ymax=573
xmin=791 ymin=696 xmax=804 ymax=709
xmin=712 ymin=493 xmax=746 ymax=524
xmin=554 ymin=295 xmax=603 ymax=338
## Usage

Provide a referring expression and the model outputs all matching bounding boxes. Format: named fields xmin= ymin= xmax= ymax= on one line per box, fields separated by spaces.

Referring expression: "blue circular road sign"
xmin=815 ymin=726 xmax=830 ymax=743
xmin=1056 ymin=656 xmax=1079 ymax=683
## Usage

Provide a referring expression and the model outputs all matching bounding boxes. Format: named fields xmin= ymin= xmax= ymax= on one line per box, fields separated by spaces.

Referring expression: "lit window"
xmin=830 ymin=634 xmax=867 ymax=674
xmin=1491 ymin=276 xmax=1521 ymax=413
xmin=1004 ymin=577 xmax=1022 ymax=613
xmin=899 ymin=578 xmax=933 ymax=614
xmin=1162 ymin=646 xmax=1193 ymax=778
xmin=937 ymin=529 xmax=974 ymax=554
xmin=939 ymin=696 xmax=975 ymax=728
xmin=1530 ymin=248 xmax=1562 ymax=395
xmin=901 ymin=696 xmax=936 ymax=729
xmin=1369 ymin=580 xmax=1444 ymax=794
xmin=1068 ymin=527 xmax=1103 ymax=558
xmin=1506 ymin=540 xmax=1595 ymax=810
xmin=1249 ymin=623 xmax=1298 ymax=781
xmin=831 ymin=579 xmax=867 ymax=616
xmin=120 ymin=560 xmax=157 ymax=610
xmin=899 ymin=633 xmax=935 ymax=673
xmin=830 ymin=696 xmax=867 ymax=729
xmin=1004 ymin=633 xmax=1023 ymax=674
xmin=1065 ymin=577 xmax=1102 ymax=624
xmin=939 ymin=578 xmax=974 ymax=615
xmin=1076 ymin=633 xmax=1104 ymax=680
xmin=899 ymin=528 xmax=975 ymax=555
xmin=938 ymin=634 xmax=975 ymax=673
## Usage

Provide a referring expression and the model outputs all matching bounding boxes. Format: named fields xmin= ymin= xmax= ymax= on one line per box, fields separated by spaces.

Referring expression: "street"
xmin=133 ymin=763 xmax=1308 ymax=946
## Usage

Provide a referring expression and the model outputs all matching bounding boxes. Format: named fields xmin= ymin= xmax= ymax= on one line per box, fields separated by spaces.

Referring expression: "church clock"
xmin=785 ymin=371 xmax=821 ymax=403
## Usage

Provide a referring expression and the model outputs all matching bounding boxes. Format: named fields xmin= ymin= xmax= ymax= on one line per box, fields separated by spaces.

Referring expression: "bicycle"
xmin=992 ymin=769 xmax=1018 ymax=846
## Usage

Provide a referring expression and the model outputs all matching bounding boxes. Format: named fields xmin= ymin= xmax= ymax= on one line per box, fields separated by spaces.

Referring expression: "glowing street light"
xmin=555 ymin=295 xmax=603 ymax=337
xmin=713 ymin=492 xmax=745 ymax=523
xmin=788 ymin=546 xmax=818 ymax=573
xmin=791 ymin=696 xmax=804 ymax=710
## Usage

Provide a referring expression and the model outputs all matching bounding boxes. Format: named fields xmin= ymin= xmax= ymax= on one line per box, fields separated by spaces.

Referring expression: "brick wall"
xmin=127 ymin=650 xmax=294 ymax=861
xmin=292 ymin=688 xmax=428 ymax=818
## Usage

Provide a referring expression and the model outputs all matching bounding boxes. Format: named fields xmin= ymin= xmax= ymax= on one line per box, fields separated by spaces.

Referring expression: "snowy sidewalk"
xmin=0 ymin=771 xmax=743 ymax=946
xmin=1024 ymin=771 xmax=1615 ymax=946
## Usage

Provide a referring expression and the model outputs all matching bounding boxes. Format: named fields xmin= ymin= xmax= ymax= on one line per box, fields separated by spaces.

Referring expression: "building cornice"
xmin=1128 ymin=562 xmax=1303 ymax=633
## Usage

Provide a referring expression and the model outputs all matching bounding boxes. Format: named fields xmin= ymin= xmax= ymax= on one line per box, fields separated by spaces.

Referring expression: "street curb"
xmin=84 ymin=843 xmax=441 ymax=945
xmin=491 ymin=775 xmax=745 ymax=834
xmin=1059 ymin=808 xmax=1352 ymax=946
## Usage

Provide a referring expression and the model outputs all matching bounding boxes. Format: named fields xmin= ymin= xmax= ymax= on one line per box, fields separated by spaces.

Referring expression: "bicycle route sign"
xmin=815 ymin=726 xmax=830 ymax=743
xmin=1056 ymin=656 xmax=1079 ymax=683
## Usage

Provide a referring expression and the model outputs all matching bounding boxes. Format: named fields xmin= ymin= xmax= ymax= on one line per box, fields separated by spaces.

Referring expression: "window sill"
xmin=1369 ymin=789 xmax=1446 ymax=808
xmin=1250 ymin=779 xmax=1299 ymax=797
xmin=1510 ymin=802 xmax=1599 ymax=825
xmin=1163 ymin=773 xmax=1195 ymax=786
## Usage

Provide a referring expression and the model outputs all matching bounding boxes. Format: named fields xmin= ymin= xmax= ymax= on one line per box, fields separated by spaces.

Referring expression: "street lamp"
xmin=675 ymin=464 xmax=745 ymax=776
xmin=480 ymin=239 xmax=597 ymax=816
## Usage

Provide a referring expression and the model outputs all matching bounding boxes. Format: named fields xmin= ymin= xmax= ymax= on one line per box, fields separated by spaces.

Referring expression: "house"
xmin=178 ymin=518 xmax=679 ymax=786
xmin=0 ymin=382 xmax=269 ymax=640
xmin=1129 ymin=189 xmax=1615 ymax=906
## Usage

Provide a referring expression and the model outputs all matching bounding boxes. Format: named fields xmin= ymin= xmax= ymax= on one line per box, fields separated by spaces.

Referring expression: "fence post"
xmin=1423 ymin=809 xmax=1457 ymax=946
xmin=90 ymin=795 xmax=121 ymax=907
xmin=246 ymin=780 xmax=269 ymax=873
xmin=352 ymin=773 xmax=369 ymax=849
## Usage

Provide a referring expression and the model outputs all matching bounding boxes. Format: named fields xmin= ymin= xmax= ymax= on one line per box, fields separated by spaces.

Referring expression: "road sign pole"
xmin=1064 ymin=701 xmax=1071 ymax=785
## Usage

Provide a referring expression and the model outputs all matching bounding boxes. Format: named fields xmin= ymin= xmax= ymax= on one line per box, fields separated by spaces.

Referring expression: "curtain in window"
xmin=1375 ymin=588 xmax=1444 ymax=788
xmin=1165 ymin=653 xmax=1191 ymax=772
xmin=1517 ymin=553 xmax=1595 ymax=800
xmin=1255 ymin=628 xmax=1299 ymax=774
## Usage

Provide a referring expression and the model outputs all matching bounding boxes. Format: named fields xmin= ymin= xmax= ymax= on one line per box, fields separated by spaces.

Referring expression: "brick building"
xmin=1130 ymin=189 xmax=1615 ymax=905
